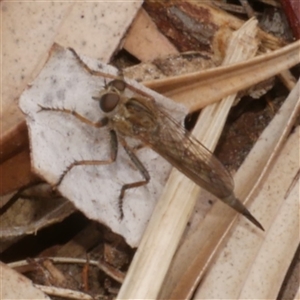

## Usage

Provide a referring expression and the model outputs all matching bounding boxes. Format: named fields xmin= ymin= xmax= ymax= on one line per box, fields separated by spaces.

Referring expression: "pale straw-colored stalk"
xmin=117 ymin=18 xmax=261 ymax=299
xmin=163 ymin=79 xmax=300 ymax=299
xmin=145 ymin=39 xmax=300 ymax=112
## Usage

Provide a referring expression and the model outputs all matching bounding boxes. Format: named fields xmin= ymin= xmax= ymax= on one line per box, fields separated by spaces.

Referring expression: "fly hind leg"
xmin=119 ymin=138 xmax=150 ymax=219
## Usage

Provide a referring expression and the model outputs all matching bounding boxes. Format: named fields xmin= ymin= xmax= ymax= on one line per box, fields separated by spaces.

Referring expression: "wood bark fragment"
xmin=123 ymin=9 xmax=178 ymax=61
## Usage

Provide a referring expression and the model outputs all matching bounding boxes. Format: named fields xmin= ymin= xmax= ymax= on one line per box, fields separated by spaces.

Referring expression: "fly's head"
xmin=92 ymin=78 xmax=126 ymax=115
xmin=93 ymin=78 xmax=159 ymax=139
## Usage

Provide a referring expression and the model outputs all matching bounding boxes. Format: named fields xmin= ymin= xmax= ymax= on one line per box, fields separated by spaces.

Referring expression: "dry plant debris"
xmin=1 ymin=1 xmax=299 ymax=299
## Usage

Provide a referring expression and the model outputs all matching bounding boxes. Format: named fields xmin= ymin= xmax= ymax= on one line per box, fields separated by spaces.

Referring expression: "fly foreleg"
xmin=38 ymin=105 xmax=108 ymax=128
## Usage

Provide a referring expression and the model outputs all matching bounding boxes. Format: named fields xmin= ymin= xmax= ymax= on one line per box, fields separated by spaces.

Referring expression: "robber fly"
xmin=39 ymin=50 xmax=263 ymax=230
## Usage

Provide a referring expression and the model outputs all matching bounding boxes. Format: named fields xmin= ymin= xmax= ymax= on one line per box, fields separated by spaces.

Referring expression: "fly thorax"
xmin=124 ymin=98 xmax=158 ymax=136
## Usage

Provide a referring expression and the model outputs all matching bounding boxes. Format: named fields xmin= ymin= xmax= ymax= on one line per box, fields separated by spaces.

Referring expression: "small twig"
xmin=34 ymin=284 xmax=94 ymax=300
xmin=8 ymin=256 xmax=125 ymax=284
xmin=211 ymin=1 xmax=246 ymax=14
xmin=239 ymin=0 xmax=256 ymax=18
xmin=82 ymin=254 xmax=90 ymax=292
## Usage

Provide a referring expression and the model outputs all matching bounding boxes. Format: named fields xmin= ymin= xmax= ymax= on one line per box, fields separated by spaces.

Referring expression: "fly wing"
xmin=135 ymin=100 xmax=235 ymax=199
xmin=115 ymin=96 xmax=264 ymax=230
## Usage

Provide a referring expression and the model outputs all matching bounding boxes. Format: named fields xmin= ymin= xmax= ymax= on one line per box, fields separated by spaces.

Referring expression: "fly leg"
xmin=68 ymin=48 xmax=116 ymax=80
xmin=54 ymin=130 xmax=118 ymax=188
xmin=38 ymin=103 xmax=118 ymax=189
xmin=68 ymin=47 xmax=156 ymax=101
xmin=118 ymin=138 xmax=150 ymax=219
xmin=38 ymin=105 xmax=109 ymax=128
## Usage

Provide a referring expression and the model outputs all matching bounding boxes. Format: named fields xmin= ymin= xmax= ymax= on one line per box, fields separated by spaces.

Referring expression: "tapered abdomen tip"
xmin=222 ymin=194 xmax=264 ymax=231
xmin=242 ymin=210 xmax=264 ymax=231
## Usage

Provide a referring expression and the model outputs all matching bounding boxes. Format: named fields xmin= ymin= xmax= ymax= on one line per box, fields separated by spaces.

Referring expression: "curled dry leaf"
xmin=144 ymin=39 xmax=300 ymax=111
xmin=125 ymin=52 xmax=275 ymax=103
xmin=124 ymin=52 xmax=217 ymax=81
xmin=0 ymin=183 xmax=74 ymax=253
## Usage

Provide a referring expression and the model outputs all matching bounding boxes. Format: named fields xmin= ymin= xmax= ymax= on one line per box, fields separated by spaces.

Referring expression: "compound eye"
xmin=109 ymin=79 xmax=126 ymax=92
xmin=100 ymin=93 xmax=120 ymax=112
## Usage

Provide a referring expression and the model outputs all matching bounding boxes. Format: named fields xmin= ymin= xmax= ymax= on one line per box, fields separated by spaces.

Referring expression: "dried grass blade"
xmin=117 ymin=18 xmax=259 ymax=299
xmin=163 ymin=79 xmax=300 ymax=299
xmin=145 ymin=40 xmax=300 ymax=112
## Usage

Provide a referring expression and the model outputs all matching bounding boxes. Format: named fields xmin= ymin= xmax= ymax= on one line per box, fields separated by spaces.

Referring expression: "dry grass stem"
xmin=117 ymin=18 xmax=261 ymax=299
xmin=195 ymin=126 xmax=300 ymax=299
xmin=34 ymin=284 xmax=93 ymax=300
xmin=144 ymin=40 xmax=300 ymax=112
xmin=163 ymin=79 xmax=300 ymax=299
